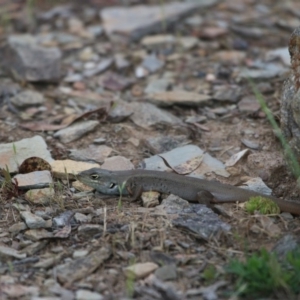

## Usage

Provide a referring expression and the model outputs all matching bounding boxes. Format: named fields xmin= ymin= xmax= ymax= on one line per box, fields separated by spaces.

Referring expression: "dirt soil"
xmin=0 ymin=0 xmax=300 ymax=299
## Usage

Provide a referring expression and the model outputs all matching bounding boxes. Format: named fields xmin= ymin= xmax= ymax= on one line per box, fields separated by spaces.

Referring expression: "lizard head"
xmin=77 ymin=168 xmax=124 ymax=195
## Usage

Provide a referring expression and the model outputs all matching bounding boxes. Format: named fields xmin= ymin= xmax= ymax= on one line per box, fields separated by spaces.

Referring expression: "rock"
xmin=1 ymin=34 xmax=61 ymax=82
xmin=158 ymin=145 xmax=204 ymax=174
xmin=155 ymin=264 xmax=177 ymax=281
xmin=266 ymin=47 xmax=290 ymax=66
xmin=0 ymin=135 xmax=53 ymax=173
xmin=9 ymin=222 xmax=27 ymax=234
xmin=69 ymin=145 xmax=112 ymax=164
xmin=76 ymin=289 xmax=103 ymax=300
xmin=108 ymin=100 xmax=134 ymax=123
xmin=238 ymin=95 xmax=261 ymax=113
xmin=178 ymin=36 xmax=199 ymax=50
xmin=24 ymin=228 xmax=54 ymax=241
xmin=114 ymin=53 xmax=130 ymax=69
xmin=140 ymin=54 xmax=164 ymax=73
xmin=53 ymin=121 xmax=99 ymax=143
xmin=0 ymin=245 xmax=26 ymax=259
xmin=56 ymin=247 xmax=111 ymax=284
xmin=25 ymin=188 xmax=54 ymax=205
xmin=130 ymin=102 xmax=182 ymax=129
xmin=145 ymin=78 xmax=172 ymax=95
xmin=213 ymin=85 xmax=242 ymax=102
xmin=51 ymin=159 xmax=100 ymax=179
xmin=10 ymin=90 xmax=45 ymax=108
xmin=53 ymin=211 xmax=76 ymax=228
xmin=191 ymin=152 xmax=230 ymax=178
xmin=281 ymin=27 xmax=300 ymax=159
xmin=185 ymin=15 xmax=203 ymax=26
xmin=141 ymin=34 xmax=175 ymax=47
xmin=144 ymin=135 xmax=190 ymax=154
xmin=13 ymin=171 xmax=53 ymax=190
xmin=78 ymin=224 xmax=103 ymax=238
xmin=20 ymin=211 xmax=47 ymax=229
xmin=101 ymin=1 xmax=218 ymax=41
xmin=148 ymin=91 xmax=211 ymax=107
xmin=124 ymin=262 xmax=158 ymax=279
xmin=101 ymin=156 xmax=134 ymax=171
xmin=83 ymin=58 xmax=113 ymax=77
xmin=74 ymin=213 xmax=91 ymax=223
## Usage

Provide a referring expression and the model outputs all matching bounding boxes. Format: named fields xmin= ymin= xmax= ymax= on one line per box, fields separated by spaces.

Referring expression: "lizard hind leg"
xmin=197 ymin=190 xmax=218 ymax=212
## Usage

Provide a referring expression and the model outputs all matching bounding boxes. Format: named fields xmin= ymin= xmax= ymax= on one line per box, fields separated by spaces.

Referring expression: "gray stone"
xmin=130 ymin=102 xmax=182 ymax=129
xmin=0 ymin=245 xmax=26 ymax=259
xmin=178 ymin=36 xmax=198 ymax=50
xmin=54 ymin=121 xmax=99 ymax=143
xmin=101 ymin=0 xmax=219 ymax=41
xmin=0 ymin=135 xmax=53 ymax=173
xmin=76 ymin=290 xmax=103 ymax=300
xmin=144 ymin=135 xmax=190 ymax=154
xmin=141 ymin=54 xmax=164 ymax=73
xmin=213 ymin=85 xmax=242 ymax=102
xmin=24 ymin=228 xmax=54 ymax=241
xmin=14 ymin=171 xmax=53 ymax=190
xmin=155 ymin=264 xmax=177 ymax=281
xmin=83 ymin=58 xmax=113 ymax=77
xmin=25 ymin=187 xmax=54 ymax=205
xmin=69 ymin=145 xmax=112 ymax=164
xmin=145 ymin=78 xmax=172 ymax=94
xmin=159 ymin=145 xmax=204 ymax=174
xmin=10 ymin=90 xmax=45 ymax=107
xmin=1 ymin=34 xmax=61 ymax=82
xmin=148 ymin=91 xmax=211 ymax=107
xmin=20 ymin=211 xmax=47 ymax=229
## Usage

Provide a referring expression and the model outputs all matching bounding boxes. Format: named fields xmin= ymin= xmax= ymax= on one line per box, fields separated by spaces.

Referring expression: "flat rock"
xmin=238 ymin=95 xmax=261 ymax=113
xmin=53 ymin=121 xmax=99 ymax=143
xmin=141 ymin=155 xmax=172 ymax=172
xmin=108 ymin=100 xmax=134 ymax=123
xmin=83 ymin=58 xmax=113 ymax=77
xmin=101 ymin=156 xmax=134 ymax=170
xmin=1 ymin=34 xmax=61 ymax=82
xmin=191 ymin=152 xmax=230 ymax=178
xmin=0 ymin=245 xmax=27 ymax=259
xmin=143 ymin=135 xmax=190 ymax=154
xmin=24 ymin=228 xmax=54 ymax=241
xmin=51 ymin=159 xmax=100 ymax=179
xmin=140 ymin=54 xmax=164 ymax=73
xmin=178 ymin=36 xmax=199 ymax=50
xmin=25 ymin=188 xmax=54 ymax=205
xmin=0 ymin=135 xmax=53 ymax=173
xmin=101 ymin=1 xmax=219 ymax=41
xmin=159 ymin=145 xmax=204 ymax=174
xmin=76 ymin=290 xmax=103 ymax=300
xmin=130 ymin=102 xmax=182 ymax=129
xmin=141 ymin=34 xmax=175 ymax=47
xmin=14 ymin=171 xmax=53 ymax=190
xmin=20 ymin=211 xmax=47 ymax=229
xmin=56 ymin=247 xmax=111 ymax=284
xmin=10 ymin=90 xmax=45 ymax=107
xmin=124 ymin=262 xmax=158 ymax=279
xmin=213 ymin=85 xmax=242 ymax=102
xmin=69 ymin=145 xmax=112 ymax=163
xmin=145 ymin=78 xmax=172 ymax=94
xmin=148 ymin=91 xmax=211 ymax=107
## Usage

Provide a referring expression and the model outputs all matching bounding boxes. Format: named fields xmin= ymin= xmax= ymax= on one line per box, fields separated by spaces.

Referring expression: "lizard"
xmin=77 ymin=168 xmax=300 ymax=215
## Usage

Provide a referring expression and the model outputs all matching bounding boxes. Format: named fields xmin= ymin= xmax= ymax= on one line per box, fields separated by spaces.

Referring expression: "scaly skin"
xmin=77 ymin=168 xmax=300 ymax=215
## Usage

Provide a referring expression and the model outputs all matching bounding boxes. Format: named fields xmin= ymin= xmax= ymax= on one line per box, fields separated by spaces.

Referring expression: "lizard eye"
xmin=109 ymin=183 xmax=116 ymax=189
xmin=91 ymin=174 xmax=99 ymax=180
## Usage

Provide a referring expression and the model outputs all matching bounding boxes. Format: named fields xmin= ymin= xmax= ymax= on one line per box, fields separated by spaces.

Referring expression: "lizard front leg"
xmin=197 ymin=190 xmax=218 ymax=212
xmin=126 ymin=182 xmax=143 ymax=202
